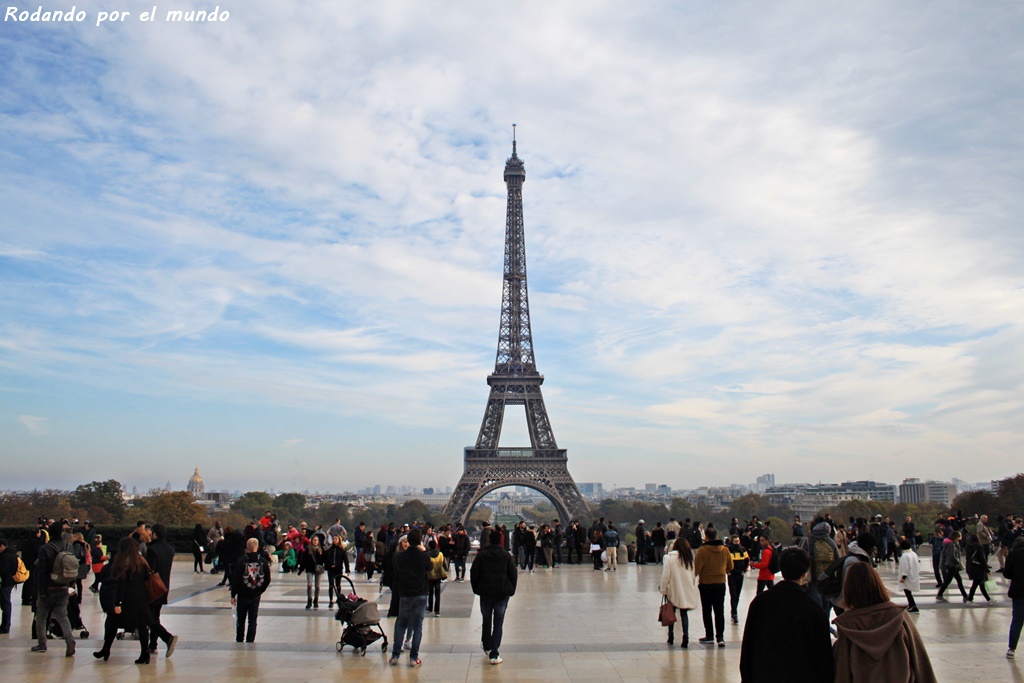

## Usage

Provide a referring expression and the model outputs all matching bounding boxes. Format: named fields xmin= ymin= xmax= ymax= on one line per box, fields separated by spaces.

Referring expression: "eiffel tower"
xmin=445 ymin=130 xmax=589 ymax=526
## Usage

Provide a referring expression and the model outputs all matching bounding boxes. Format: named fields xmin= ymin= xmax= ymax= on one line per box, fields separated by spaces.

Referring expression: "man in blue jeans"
xmin=471 ymin=528 xmax=518 ymax=665
xmin=390 ymin=528 xmax=432 ymax=667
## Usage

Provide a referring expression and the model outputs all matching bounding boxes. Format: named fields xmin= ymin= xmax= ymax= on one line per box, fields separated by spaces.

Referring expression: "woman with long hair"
xmin=659 ymin=537 xmax=698 ymax=648
xmin=301 ymin=534 xmax=325 ymax=609
xmin=834 ymin=561 xmax=936 ymax=683
xmin=93 ymin=537 xmax=155 ymax=664
xmin=965 ymin=533 xmax=994 ymax=605
xmin=936 ymin=530 xmax=968 ymax=602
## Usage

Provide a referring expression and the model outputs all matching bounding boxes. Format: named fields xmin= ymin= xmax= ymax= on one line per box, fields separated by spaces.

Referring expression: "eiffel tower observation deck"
xmin=445 ymin=129 xmax=589 ymax=526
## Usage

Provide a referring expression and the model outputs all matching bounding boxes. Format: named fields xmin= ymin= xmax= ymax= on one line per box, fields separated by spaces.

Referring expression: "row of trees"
xmin=3 ymin=474 xmax=1022 ymax=539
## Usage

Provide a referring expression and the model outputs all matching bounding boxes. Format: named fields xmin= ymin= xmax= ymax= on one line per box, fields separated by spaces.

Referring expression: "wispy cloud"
xmin=16 ymin=416 xmax=49 ymax=436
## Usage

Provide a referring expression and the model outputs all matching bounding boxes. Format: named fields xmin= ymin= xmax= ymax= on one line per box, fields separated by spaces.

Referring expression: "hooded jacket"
xmin=693 ymin=540 xmax=733 ymax=584
xmin=833 ymin=601 xmax=937 ymax=683
xmin=470 ymin=544 xmax=517 ymax=599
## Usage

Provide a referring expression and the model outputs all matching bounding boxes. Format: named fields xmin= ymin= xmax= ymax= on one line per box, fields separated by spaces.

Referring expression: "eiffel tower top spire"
xmin=494 ymin=126 xmax=535 ymax=378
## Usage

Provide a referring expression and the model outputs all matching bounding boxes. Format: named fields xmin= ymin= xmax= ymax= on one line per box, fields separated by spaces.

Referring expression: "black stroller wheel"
xmin=360 ymin=647 xmax=367 ymax=656
xmin=336 ymin=641 xmax=343 ymax=652
xmin=381 ymin=642 xmax=387 ymax=652
xmin=80 ymin=630 xmax=89 ymax=639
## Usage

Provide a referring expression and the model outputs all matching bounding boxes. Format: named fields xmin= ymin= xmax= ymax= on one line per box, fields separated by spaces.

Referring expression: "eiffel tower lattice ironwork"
xmin=445 ymin=132 xmax=589 ymax=526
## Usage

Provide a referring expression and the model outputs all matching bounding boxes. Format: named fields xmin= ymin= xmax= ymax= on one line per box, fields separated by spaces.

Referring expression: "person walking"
xmin=694 ymin=527 xmax=733 ymax=647
xmin=93 ymin=537 xmax=155 ymax=664
xmin=471 ymin=528 xmax=518 ymax=665
xmin=230 ymin=538 xmax=272 ymax=643
xmin=451 ymin=526 xmax=470 ymax=581
xmin=635 ymin=520 xmax=648 ymax=565
xmin=739 ymin=547 xmax=833 ymax=683
xmin=727 ymin=534 xmax=749 ymax=624
xmin=936 ymin=531 xmax=968 ymax=603
xmin=31 ymin=522 xmax=76 ymax=657
xmin=1004 ymin=536 xmax=1024 ymax=659
xmin=965 ymin=534 xmax=994 ymax=605
xmin=660 ymin=538 xmax=698 ymax=648
xmin=301 ymin=534 xmax=325 ymax=609
xmin=389 ymin=529 xmax=431 ymax=667
xmin=426 ymin=540 xmax=446 ymax=617
xmin=325 ymin=534 xmax=348 ymax=609
xmin=833 ymin=561 xmax=937 ymax=683
xmin=897 ymin=538 xmax=921 ymax=613
xmin=145 ymin=524 xmax=179 ymax=657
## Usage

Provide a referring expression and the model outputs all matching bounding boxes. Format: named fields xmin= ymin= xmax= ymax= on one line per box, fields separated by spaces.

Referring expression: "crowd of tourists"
xmin=1 ymin=508 xmax=1022 ymax=678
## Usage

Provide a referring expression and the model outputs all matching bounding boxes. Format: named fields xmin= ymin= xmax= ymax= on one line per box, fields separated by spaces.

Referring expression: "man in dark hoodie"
xmin=389 ymin=528 xmax=431 ymax=667
xmin=32 ymin=521 xmax=76 ymax=656
xmin=471 ymin=528 xmax=517 ymax=665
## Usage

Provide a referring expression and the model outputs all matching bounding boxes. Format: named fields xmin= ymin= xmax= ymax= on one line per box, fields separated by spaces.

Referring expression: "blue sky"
xmin=2 ymin=1 xmax=1022 ymax=494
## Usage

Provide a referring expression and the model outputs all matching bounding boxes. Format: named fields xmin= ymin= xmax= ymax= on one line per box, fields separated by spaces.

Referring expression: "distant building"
xmin=187 ymin=467 xmax=205 ymax=499
xmin=899 ymin=478 xmax=956 ymax=506
xmin=578 ymin=482 xmax=604 ymax=498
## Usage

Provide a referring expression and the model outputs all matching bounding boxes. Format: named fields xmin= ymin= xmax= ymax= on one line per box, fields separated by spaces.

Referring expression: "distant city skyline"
xmin=3 ymin=3 xmax=1023 ymax=491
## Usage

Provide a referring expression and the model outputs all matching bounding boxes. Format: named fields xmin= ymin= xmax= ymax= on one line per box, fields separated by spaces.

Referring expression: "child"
xmin=897 ymin=538 xmax=920 ymax=613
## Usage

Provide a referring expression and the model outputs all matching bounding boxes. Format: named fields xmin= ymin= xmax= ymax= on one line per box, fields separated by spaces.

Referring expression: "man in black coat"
xmin=470 ymin=529 xmax=518 ymax=665
xmin=20 ymin=522 xmax=46 ymax=606
xmin=0 ymin=537 xmax=19 ymax=634
xmin=739 ymin=547 xmax=833 ymax=683
xmin=389 ymin=528 xmax=432 ymax=666
xmin=635 ymin=521 xmax=647 ymax=564
xmin=145 ymin=524 xmax=179 ymax=657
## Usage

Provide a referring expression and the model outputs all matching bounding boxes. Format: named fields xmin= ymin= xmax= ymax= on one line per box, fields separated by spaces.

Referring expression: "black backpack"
xmin=768 ymin=543 xmax=782 ymax=574
xmin=816 ymin=553 xmax=869 ymax=597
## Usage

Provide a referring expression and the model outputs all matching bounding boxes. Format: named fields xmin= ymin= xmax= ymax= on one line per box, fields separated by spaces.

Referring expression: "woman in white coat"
xmin=660 ymin=537 xmax=700 ymax=647
xmin=897 ymin=537 xmax=921 ymax=613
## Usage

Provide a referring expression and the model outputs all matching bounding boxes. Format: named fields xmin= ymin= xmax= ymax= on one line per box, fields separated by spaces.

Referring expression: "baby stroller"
xmin=334 ymin=576 xmax=387 ymax=656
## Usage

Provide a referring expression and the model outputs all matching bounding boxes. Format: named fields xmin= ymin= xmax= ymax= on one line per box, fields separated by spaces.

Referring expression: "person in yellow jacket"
xmin=694 ymin=527 xmax=733 ymax=647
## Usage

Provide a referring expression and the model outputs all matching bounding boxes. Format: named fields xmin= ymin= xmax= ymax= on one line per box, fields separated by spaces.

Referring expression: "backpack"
xmin=428 ymin=552 xmax=447 ymax=581
xmin=50 ymin=547 xmax=80 ymax=584
xmin=816 ymin=553 xmax=869 ymax=597
xmin=812 ymin=539 xmax=834 ymax=577
xmin=13 ymin=556 xmax=30 ymax=584
xmin=768 ymin=543 xmax=782 ymax=574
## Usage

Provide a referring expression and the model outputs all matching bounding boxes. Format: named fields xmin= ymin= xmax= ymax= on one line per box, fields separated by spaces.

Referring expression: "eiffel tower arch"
xmin=445 ymin=130 xmax=589 ymax=527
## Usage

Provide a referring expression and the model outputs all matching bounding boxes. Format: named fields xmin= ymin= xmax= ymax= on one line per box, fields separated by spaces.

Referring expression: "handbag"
xmin=658 ymin=596 xmax=677 ymax=626
xmin=145 ymin=570 xmax=168 ymax=603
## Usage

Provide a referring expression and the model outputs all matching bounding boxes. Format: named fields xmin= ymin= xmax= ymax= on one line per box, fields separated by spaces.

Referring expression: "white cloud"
xmin=16 ymin=416 xmax=49 ymax=436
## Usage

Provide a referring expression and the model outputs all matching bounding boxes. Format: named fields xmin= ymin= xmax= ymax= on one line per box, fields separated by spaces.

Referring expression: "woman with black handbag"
xmin=93 ymin=537 xmax=154 ymax=664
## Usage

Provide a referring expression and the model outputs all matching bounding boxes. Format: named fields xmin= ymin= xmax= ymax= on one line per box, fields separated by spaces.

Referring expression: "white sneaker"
xmin=1007 ymin=649 xmax=1015 ymax=659
xmin=490 ymin=656 xmax=503 ymax=665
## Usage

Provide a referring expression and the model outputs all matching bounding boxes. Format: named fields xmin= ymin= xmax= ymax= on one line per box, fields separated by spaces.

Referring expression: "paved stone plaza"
xmin=0 ymin=555 xmax=1016 ymax=681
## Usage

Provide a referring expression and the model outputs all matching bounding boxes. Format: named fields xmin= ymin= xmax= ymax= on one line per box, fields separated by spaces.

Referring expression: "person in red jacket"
xmin=750 ymin=536 xmax=775 ymax=595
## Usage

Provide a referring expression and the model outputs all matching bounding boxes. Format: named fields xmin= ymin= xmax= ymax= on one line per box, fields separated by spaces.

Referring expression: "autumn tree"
xmin=133 ymin=491 xmax=209 ymax=526
xmin=231 ymin=491 xmax=274 ymax=520
xmin=71 ymin=480 xmax=127 ymax=522
xmin=272 ymin=493 xmax=309 ymax=524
